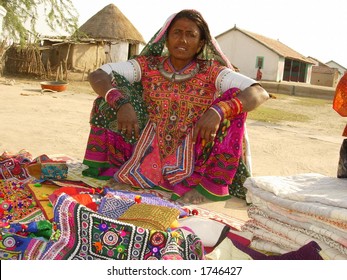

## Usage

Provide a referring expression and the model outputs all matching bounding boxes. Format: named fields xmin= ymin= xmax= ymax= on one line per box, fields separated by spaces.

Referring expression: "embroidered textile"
xmin=0 ymin=149 xmax=32 ymax=163
xmin=118 ymin=203 xmax=180 ymax=231
xmin=39 ymin=194 xmax=204 ymax=260
xmin=0 ymin=232 xmax=47 ymax=260
xmin=1 ymin=193 xmax=204 ymax=260
xmin=0 ymin=179 xmax=45 ymax=223
xmin=104 ymin=189 xmax=187 ymax=217
xmin=27 ymin=155 xmax=68 ymax=180
xmin=98 ymin=192 xmax=135 ymax=219
xmin=0 ymin=158 xmax=31 ymax=182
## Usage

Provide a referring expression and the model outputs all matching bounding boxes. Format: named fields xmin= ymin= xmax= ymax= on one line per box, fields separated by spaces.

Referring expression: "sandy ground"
xmin=1 ymin=75 xmax=345 ymax=223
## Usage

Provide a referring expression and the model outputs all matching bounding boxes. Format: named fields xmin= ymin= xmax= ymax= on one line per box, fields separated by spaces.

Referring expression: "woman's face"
xmin=166 ymin=17 xmax=204 ymax=68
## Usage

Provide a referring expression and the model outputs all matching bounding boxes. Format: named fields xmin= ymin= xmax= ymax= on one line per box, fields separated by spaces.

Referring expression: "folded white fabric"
xmin=205 ymin=237 xmax=253 ymax=260
xmin=178 ymin=216 xmax=229 ymax=247
xmin=245 ymin=173 xmax=347 ymax=208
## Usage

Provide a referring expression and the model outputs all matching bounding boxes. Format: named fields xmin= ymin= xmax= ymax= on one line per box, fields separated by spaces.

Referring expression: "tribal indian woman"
xmin=82 ymin=9 xmax=270 ymax=203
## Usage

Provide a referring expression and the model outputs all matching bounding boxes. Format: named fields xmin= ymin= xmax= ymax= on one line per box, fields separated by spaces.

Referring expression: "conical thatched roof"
xmin=78 ymin=4 xmax=145 ymax=44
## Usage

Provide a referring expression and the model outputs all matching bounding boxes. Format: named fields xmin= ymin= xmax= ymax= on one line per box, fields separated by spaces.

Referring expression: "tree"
xmin=0 ymin=0 xmax=79 ymax=44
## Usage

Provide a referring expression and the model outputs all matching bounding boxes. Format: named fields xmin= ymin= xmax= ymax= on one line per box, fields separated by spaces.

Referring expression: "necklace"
xmin=158 ymin=57 xmax=199 ymax=82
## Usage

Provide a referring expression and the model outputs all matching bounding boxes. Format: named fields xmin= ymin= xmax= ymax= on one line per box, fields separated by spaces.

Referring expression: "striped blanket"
xmin=243 ymin=173 xmax=347 ymax=260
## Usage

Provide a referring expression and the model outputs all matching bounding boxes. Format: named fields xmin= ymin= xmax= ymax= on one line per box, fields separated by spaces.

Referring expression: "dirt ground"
xmin=0 ymin=73 xmax=345 ymax=222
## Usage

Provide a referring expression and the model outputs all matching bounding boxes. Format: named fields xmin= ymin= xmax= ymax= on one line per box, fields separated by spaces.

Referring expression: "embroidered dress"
xmin=83 ymin=12 xmax=255 ymax=201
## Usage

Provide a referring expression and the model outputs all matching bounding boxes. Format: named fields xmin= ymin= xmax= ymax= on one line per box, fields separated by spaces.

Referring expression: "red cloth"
xmin=333 ymin=73 xmax=347 ymax=136
xmin=333 ymin=73 xmax=347 ymax=117
xmin=256 ymin=69 xmax=262 ymax=81
xmin=49 ymin=186 xmax=97 ymax=211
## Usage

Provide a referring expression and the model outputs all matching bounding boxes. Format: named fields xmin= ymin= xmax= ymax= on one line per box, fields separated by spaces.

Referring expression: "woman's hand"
xmin=117 ymin=103 xmax=140 ymax=140
xmin=192 ymin=108 xmax=221 ymax=144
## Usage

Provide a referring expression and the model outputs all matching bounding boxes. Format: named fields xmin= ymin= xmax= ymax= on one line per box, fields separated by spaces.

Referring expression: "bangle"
xmin=115 ymin=98 xmax=130 ymax=111
xmin=225 ymin=97 xmax=243 ymax=117
xmin=232 ymin=97 xmax=243 ymax=114
xmin=104 ymin=88 xmax=115 ymax=101
xmin=215 ymin=97 xmax=243 ymax=120
xmin=105 ymin=88 xmax=129 ymax=110
xmin=230 ymin=99 xmax=240 ymax=115
xmin=209 ymin=106 xmax=223 ymax=121
xmin=218 ymin=101 xmax=232 ymax=119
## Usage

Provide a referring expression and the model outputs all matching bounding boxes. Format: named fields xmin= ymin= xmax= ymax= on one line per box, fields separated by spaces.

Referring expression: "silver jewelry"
xmin=210 ymin=133 xmax=216 ymax=137
xmin=158 ymin=58 xmax=199 ymax=82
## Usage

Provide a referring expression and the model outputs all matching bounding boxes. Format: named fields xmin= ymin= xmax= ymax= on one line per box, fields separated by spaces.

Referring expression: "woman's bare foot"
xmin=181 ymin=188 xmax=207 ymax=204
xmin=107 ymin=178 xmax=132 ymax=191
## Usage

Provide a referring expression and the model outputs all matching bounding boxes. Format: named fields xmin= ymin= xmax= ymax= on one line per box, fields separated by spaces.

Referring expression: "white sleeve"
xmin=216 ymin=68 xmax=257 ymax=92
xmin=99 ymin=59 xmax=142 ymax=83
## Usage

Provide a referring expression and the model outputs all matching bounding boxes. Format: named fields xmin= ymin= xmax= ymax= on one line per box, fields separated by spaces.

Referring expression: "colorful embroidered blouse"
xmin=136 ymin=55 xmax=224 ymax=157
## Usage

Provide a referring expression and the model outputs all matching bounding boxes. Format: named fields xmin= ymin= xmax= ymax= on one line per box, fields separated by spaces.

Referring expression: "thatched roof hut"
xmin=41 ymin=4 xmax=146 ymax=75
xmin=78 ymin=3 xmax=145 ymax=44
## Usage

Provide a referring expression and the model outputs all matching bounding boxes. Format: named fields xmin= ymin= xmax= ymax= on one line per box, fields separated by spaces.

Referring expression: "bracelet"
xmin=209 ymin=106 xmax=223 ymax=121
xmin=218 ymin=101 xmax=232 ymax=119
xmin=105 ymin=88 xmax=129 ymax=110
xmin=214 ymin=97 xmax=243 ymax=120
xmin=230 ymin=97 xmax=243 ymax=115
xmin=115 ymin=98 xmax=130 ymax=112
xmin=225 ymin=97 xmax=243 ymax=117
xmin=104 ymin=88 xmax=116 ymax=101
xmin=233 ymin=97 xmax=243 ymax=114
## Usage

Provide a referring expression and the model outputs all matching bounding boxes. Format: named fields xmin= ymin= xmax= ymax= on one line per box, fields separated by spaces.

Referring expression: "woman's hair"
xmin=167 ymin=9 xmax=212 ymax=54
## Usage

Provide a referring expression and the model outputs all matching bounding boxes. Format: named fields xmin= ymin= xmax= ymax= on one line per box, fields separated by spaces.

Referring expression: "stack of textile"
xmin=242 ymin=173 xmax=347 ymax=260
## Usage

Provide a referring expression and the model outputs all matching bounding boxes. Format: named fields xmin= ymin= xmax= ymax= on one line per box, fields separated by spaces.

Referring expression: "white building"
xmin=216 ymin=26 xmax=314 ymax=83
xmin=308 ymin=57 xmax=339 ymax=87
xmin=325 ymin=60 xmax=347 ymax=82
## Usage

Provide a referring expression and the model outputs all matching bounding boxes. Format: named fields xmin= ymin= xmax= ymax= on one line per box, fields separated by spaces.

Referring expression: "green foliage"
xmin=0 ymin=0 xmax=79 ymax=44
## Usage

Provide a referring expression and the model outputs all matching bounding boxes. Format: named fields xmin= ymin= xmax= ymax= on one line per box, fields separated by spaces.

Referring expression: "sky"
xmin=45 ymin=0 xmax=347 ymax=68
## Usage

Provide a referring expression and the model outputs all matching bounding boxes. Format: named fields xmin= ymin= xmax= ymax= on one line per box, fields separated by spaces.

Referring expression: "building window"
xmin=256 ymin=56 xmax=264 ymax=68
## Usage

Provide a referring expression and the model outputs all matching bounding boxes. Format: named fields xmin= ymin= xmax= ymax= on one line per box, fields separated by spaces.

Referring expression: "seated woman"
xmin=82 ymin=9 xmax=270 ymax=204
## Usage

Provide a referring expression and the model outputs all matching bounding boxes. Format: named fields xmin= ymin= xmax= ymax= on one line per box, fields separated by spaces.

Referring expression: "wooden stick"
xmin=82 ymin=62 xmax=86 ymax=81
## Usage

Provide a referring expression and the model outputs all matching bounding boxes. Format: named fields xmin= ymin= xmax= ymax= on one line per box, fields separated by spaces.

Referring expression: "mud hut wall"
xmin=71 ymin=43 xmax=106 ymax=72
xmin=106 ymin=41 xmax=129 ymax=63
xmin=40 ymin=43 xmax=71 ymax=71
xmin=130 ymin=43 xmax=144 ymax=58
